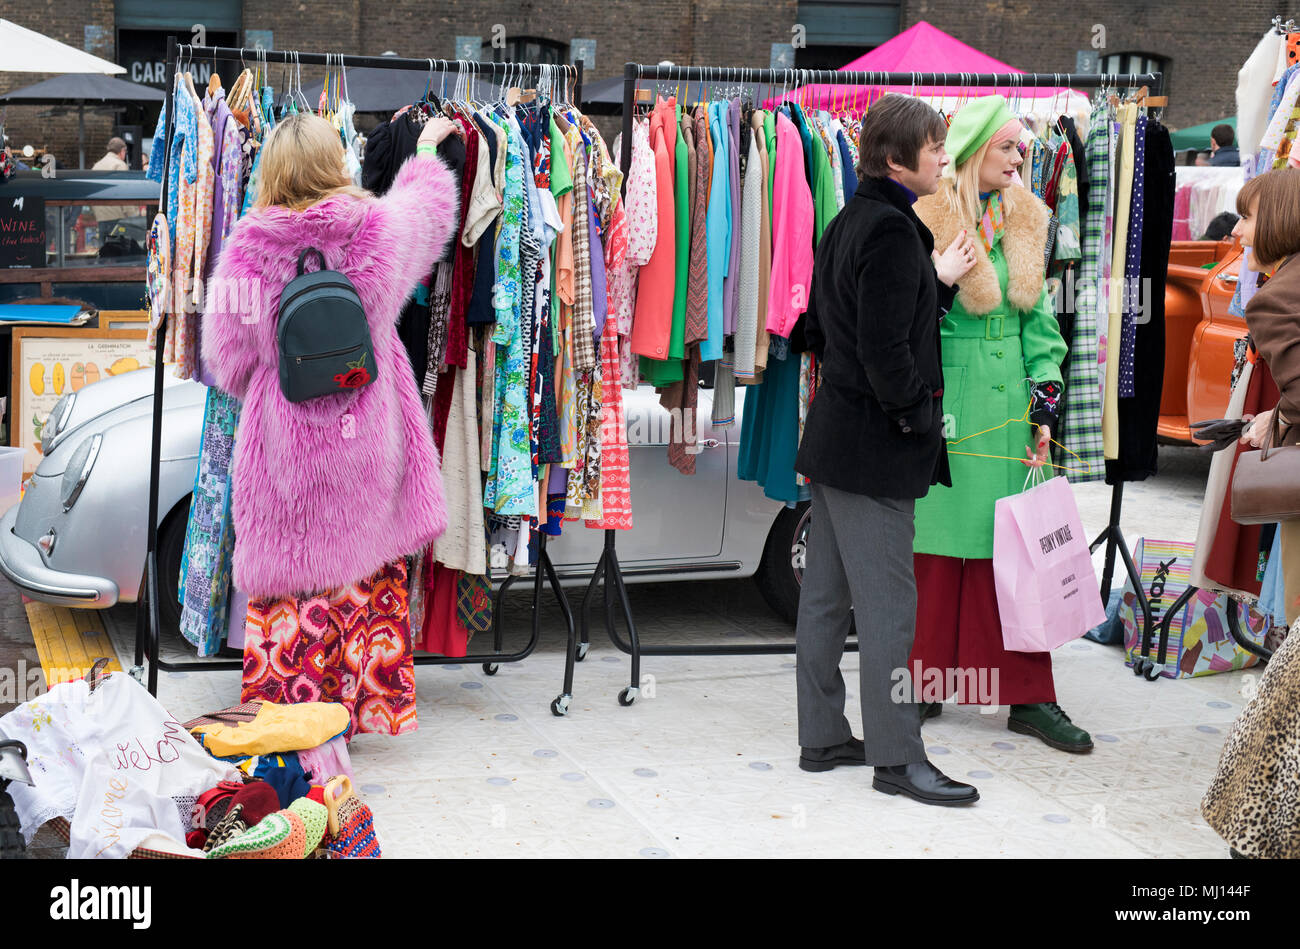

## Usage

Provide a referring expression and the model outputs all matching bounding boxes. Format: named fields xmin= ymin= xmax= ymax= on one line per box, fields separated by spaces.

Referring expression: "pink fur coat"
xmin=202 ymin=155 xmax=458 ymax=598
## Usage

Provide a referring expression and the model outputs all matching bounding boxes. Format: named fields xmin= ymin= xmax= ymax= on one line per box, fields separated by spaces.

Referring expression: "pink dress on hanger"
xmin=766 ymin=111 xmax=814 ymax=338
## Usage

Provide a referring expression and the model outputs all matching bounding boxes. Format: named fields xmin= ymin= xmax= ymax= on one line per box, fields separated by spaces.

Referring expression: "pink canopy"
xmin=767 ymin=21 xmax=1082 ymax=112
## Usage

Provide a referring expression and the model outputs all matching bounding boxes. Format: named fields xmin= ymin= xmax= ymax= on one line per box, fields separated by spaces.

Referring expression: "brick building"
xmin=1 ymin=0 xmax=1295 ymax=168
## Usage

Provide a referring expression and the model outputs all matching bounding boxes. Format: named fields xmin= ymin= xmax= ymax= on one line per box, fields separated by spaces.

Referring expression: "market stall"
xmin=135 ymin=40 xmax=603 ymax=722
xmin=573 ymin=60 xmax=1196 ymax=699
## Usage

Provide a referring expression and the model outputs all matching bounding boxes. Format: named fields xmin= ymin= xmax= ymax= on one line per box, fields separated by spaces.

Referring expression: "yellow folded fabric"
xmin=192 ymin=702 xmax=350 ymax=758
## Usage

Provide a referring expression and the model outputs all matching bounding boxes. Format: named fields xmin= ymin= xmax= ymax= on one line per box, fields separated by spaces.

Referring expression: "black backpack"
xmin=276 ymin=247 xmax=376 ymax=403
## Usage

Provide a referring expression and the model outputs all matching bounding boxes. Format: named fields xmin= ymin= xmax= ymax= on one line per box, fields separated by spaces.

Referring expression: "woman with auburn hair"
xmin=908 ymin=96 xmax=1092 ymax=753
xmin=1202 ymin=166 xmax=1300 ymax=858
xmin=202 ymin=110 xmax=461 ymax=736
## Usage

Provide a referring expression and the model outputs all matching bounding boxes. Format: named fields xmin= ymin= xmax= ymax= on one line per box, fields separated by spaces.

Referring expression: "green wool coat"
xmin=911 ymin=186 xmax=1068 ymax=559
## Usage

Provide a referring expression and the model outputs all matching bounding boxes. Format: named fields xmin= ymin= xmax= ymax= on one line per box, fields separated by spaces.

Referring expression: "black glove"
xmin=1029 ymin=380 xmax=1063 ymax=431
xmin=1189 ymin=417 xmax=1246 ymax=452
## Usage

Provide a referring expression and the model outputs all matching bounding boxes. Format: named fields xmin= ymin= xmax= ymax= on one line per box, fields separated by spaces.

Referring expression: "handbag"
xmin=277 ymin=247 xmax=375 ymax=403
xmin=321 ymin=775 xmax=381 ymax=858
xmin=1230 ymin=407 xmax=1300 ymax=524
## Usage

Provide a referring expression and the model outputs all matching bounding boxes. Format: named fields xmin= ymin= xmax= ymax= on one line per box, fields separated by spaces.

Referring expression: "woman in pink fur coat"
xmin=203 ymin=111 xmax=461 ymax=599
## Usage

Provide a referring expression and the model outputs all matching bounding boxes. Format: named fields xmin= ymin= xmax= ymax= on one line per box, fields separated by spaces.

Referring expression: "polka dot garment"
xmin=1118 ymin=115 xmax=1147 ymax=400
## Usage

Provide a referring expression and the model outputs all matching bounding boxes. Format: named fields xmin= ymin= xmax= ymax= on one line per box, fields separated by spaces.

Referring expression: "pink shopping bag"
xmin=993 ymin=472 xmax=1107 ymax=652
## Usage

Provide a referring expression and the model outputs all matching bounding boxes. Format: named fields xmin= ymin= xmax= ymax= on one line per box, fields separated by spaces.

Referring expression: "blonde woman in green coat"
xmin=910 ymin=96 xmax=1092 ymax=753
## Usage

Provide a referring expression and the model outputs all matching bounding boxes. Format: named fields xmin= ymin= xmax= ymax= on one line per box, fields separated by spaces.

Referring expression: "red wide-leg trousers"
xmin=909 ymin=553 xmax=1057 ymax=705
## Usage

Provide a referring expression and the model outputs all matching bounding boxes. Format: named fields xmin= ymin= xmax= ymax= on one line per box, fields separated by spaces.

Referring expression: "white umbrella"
xmin=0 ymin=19 xmax=125 ymax=74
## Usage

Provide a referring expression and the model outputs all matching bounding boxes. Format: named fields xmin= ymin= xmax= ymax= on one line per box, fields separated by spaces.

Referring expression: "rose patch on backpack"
xmin=334 ymin=353 xmax=372 ymax=390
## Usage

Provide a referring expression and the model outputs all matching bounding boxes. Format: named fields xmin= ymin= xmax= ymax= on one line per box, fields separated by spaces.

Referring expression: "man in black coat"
xmin=793 ymin=94 xmax=981 ymax=806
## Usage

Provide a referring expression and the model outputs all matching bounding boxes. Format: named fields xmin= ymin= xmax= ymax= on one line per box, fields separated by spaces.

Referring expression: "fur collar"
xmin=914 ymin=183 xmax=1049 ymax=315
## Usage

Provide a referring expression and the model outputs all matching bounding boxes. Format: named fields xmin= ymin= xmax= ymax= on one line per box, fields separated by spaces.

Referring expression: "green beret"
xmin=944 ymin=95 xmax=1017 ymax=166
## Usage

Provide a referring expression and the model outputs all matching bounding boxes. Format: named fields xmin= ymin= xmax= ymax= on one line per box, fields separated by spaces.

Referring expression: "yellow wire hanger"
xmin=947 ymin=401 xmax=1092 ymax=476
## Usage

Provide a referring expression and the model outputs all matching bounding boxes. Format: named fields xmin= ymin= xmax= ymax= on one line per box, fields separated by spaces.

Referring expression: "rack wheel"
xmin=551 ymin=694 xmax=571 ymax=717
xmin=576 ymin=642 xmax=590 ymax=662
xmin=1143 ymin=662 xmax=1162 ymax=681
xmin=1132 ymin=659 xmax=1147 ymax=677
xmin=128 ymin=665 xmax=145 ymax=684
xmin=483 ymin=663 xmax=500 ymax=676
xmin=0 ymin=790 xmax=25 ymax=860
xmin=618 ymin=686 xmax=638 ymax=707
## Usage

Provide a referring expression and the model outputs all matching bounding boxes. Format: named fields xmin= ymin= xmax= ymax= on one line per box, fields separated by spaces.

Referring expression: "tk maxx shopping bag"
xmin=993 ymin=469 xmax=1107 ymax=652
xmin=1119 ymin=537 xmax=1270 ymax=678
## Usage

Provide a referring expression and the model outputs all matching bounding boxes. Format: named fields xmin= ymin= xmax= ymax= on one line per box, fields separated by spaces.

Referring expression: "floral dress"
xmin=482 ymin=113 xmax=535 ymax=515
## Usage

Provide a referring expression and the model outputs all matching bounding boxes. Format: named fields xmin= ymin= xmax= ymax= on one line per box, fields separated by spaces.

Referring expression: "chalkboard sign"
xmin=0 ymin=195 xmax=45 ymax=269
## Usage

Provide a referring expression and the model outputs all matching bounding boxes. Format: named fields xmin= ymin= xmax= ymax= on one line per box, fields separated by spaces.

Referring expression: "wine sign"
xmin=0 ymin=195 xmax=45 ymax=269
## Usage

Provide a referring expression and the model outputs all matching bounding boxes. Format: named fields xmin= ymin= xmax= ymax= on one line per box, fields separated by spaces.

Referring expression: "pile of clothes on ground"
xmin=0 ymin=669 xmax=381 ymax=858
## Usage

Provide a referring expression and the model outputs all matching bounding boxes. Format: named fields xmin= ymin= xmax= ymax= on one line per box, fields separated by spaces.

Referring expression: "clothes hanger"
xmin=287 ymin=51 xmax=299 ymax=113
xmin=946 ymin=400 xmax=1092 ymax=475
xmin=342 ymin=52 xmax=354 ymax=114
xmin=207 ymin=45 xmax=222 ymax=96
xmin=454 ymin=60 xmax=474 ymax=116
xmin=468 ymin=61 xmax=488 ymax=113
xmin=496 ymin=61 xmax=510 ymax=109
xmin=279 ymin=52 xmax=295 ymax=114
xmin=470 ymin=59 xmax=486 ymax=109
xmin=319 ymin=52 xmax=332 ymax=117
xmin=332 ymin=53 xmax=343 ymax=117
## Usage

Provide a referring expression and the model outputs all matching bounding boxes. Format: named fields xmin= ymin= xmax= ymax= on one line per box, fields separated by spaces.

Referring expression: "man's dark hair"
xmin=856 ymin=94 xmax=948 ymax=180
xmin=1201 ymin=211 xmax=1239 ymax=241
xmin=1211 ymin=124 xmax=1235 ymax=148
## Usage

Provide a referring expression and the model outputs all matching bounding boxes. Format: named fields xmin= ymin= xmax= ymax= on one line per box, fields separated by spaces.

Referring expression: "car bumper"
xmin=0 ymin=505 xmax=119 ymax=607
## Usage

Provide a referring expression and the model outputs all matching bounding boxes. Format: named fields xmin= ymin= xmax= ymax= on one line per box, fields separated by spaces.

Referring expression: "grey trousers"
xmin=796 ymin=482 xmax=927 ymax=767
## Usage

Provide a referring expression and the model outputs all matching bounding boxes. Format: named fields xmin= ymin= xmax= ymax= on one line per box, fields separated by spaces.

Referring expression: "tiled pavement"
xmin=2 ymin=445 xmax=1257 ymax=857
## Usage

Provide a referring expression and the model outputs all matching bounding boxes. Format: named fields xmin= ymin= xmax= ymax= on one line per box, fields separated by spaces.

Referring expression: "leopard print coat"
xmin=1201 ymin=620 xmax=1300 ymax=857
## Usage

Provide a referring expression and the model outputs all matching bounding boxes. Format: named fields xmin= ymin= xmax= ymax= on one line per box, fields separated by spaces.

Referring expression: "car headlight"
xmin=42 ymin=392 xmax=77 ymax=453
xmin=60 ymin=434 xmax=101 ymax=512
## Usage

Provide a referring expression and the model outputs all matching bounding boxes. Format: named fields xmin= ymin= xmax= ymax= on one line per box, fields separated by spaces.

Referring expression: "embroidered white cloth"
xmin=0 ymin=674 xmax=239 ymax=858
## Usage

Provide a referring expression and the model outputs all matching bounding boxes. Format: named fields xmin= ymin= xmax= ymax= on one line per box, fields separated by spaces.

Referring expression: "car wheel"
xmin=755 ymin=500 xmax=810 ymax=625
xmin=155 ymin=496 xmax=190 ymax=640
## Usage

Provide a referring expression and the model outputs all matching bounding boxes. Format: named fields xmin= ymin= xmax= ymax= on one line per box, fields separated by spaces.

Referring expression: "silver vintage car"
xmin=0 ymin=369 xmax=808 ymax=636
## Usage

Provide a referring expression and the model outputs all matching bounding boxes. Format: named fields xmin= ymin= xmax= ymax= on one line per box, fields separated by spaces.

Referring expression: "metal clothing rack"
xmin=579 ymin=61 xmax=1171 ymax=706
xmin=133 ymin=38 xmax=585 ymax=716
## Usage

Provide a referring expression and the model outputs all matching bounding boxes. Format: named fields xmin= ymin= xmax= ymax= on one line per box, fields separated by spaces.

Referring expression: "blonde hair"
xmin=254 ymin=112 xmax=369 ymax=212
xmin=938 ymin=136 xmax=1018 ymax=228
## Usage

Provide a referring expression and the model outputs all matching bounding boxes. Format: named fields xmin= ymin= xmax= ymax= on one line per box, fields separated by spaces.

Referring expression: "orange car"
xmin=1159 ymin=237 xmax=1245 ymax=443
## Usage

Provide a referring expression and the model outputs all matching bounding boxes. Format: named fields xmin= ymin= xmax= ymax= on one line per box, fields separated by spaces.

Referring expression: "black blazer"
xmin=794 ymin=176 xmax=955 ymax=499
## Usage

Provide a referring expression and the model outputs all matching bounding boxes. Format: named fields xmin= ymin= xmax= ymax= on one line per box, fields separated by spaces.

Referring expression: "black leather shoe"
xmin=798 ymin=737 xmax=866 ymax=772
xmin=919 ymin=701 xmax=943 ymax=722
xmin=872 ymin=761 xmax=979 ymax=806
